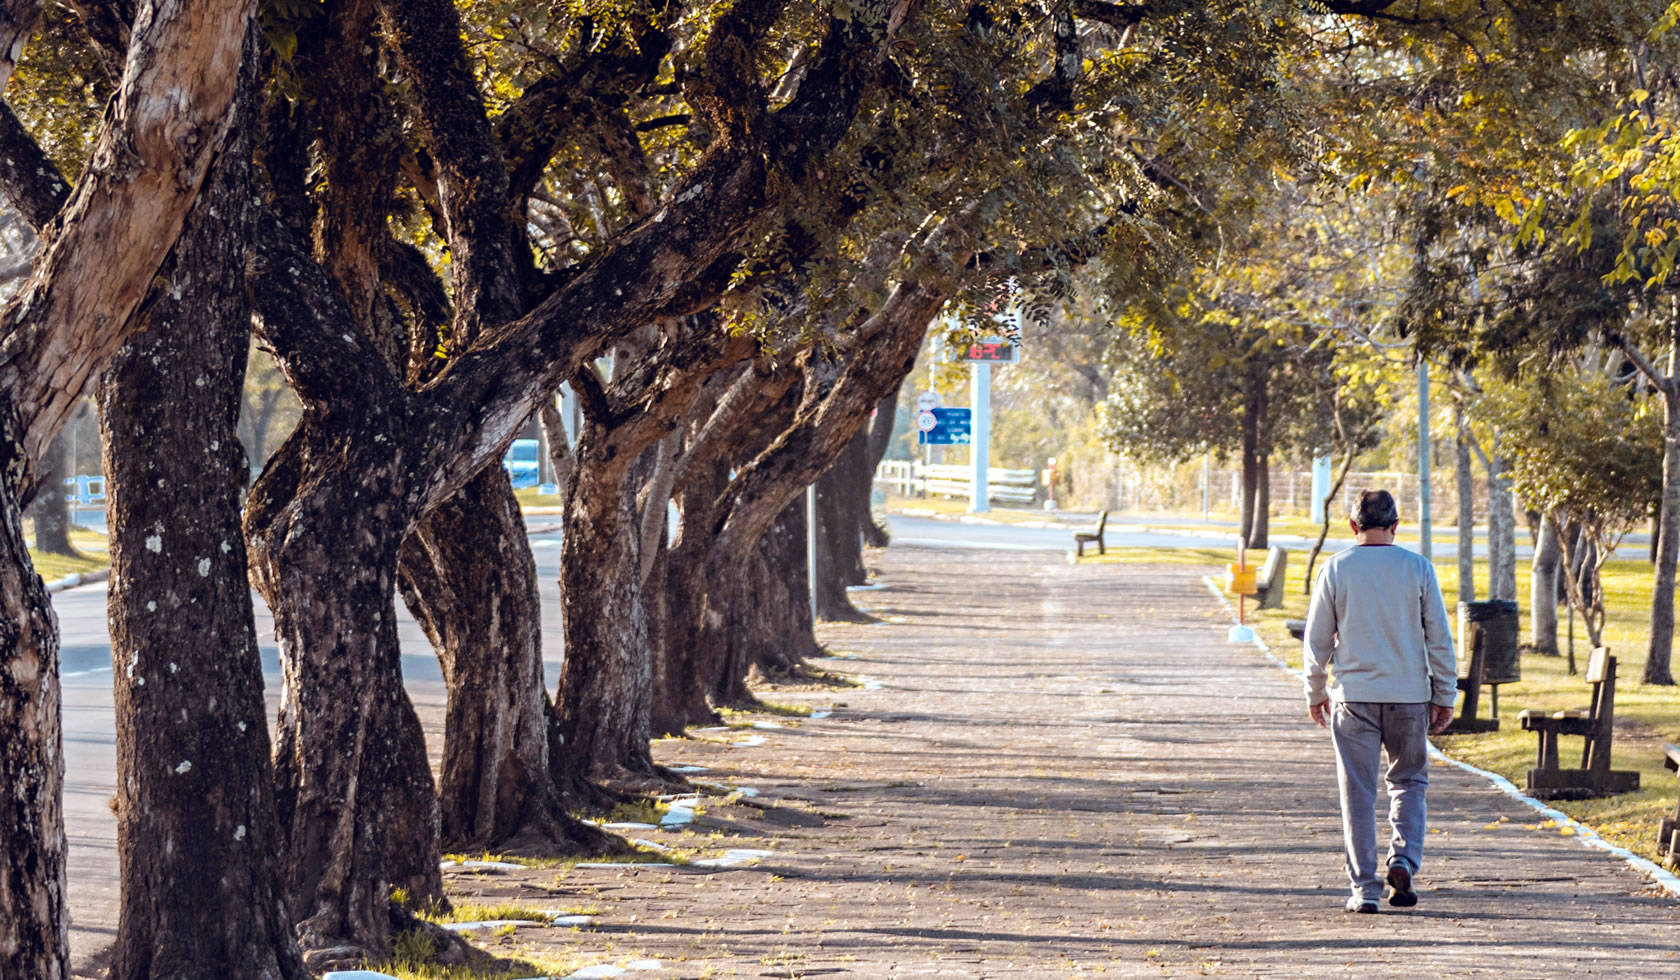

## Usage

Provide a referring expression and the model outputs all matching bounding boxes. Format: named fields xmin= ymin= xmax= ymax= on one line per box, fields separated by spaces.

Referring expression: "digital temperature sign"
xmin=955 ymin=341 xmax=1018 ymax=364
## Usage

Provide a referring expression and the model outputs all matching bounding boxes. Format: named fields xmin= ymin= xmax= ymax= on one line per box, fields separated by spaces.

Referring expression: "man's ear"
xmin=1348 ymin=518 xmax=1361 ymax=534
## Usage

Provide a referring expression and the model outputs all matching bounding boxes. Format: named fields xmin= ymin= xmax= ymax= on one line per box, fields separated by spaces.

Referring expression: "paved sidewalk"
xmin=486 ymin=545 xmax=1680 ymax=977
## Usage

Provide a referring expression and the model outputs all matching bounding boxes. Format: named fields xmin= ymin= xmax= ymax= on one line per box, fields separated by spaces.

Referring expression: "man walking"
xmin=1304 ymin=489 xmax=1456 ymax=913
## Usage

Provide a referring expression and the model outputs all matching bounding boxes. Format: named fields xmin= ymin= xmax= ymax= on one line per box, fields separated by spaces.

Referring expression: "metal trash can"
xmin=1460 ymin=599 xmax=1520 ymax=685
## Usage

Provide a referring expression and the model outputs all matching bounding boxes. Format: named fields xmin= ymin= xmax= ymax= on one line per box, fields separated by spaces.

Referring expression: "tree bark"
xmin=398 ymin=466 xmax=612 ymax=850
xmin=1530 ymin=510 xmax=1561 ymax=656
xmin=1648 ymin=380 xmax=1680 ymax=684
xmin=862 ymin=391 xmax=897 ymax=547
xmin=0 ymin=476 xmax=63 ymax=979
xmin=31 ymin=429 xmax=76 ymax=556
xmin=246 ymin=441 xmax=444 ymax=966
xmin=0 ymin=2 xmax=255 ymax=976
xmin=1237 ymin=366 xmax=1270 ymax=549
xmin=813 ymin=429 xmax=870 ymax=621
xmin=655 ymin=452 xmax=731 ymax=735
xmin=1486 ymin=452 xmax=1517 ymax=602
xmin=98 ymin=61 xmax=308 ymax=973
xmin=555 ymin=439 xmax=660 ymax=790
xmin=1454 ymin=411 xmax=1475 ymax=605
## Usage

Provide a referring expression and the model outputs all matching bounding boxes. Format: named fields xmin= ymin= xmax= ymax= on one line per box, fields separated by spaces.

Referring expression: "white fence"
xmin=875 ymin=460 xmax=1039 ymax=505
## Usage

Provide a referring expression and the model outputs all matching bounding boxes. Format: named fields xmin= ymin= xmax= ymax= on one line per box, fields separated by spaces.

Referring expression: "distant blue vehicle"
xmin=503 ymin=438 xmax=541 ymax=489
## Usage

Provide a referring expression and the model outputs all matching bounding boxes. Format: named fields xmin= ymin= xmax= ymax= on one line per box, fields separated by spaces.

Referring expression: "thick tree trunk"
xmin=654 ymin=455 xmax=730 ymax=736
xmin=1530 ymin=511 xmax=1561 ymax=656
xmin=862 ymin=392 xmax=897 ymax=546
xmin=555 ymin=439 xmax=661 ymax=791
xmin=823 ymin=425 xmax=873 ymax=588
xmin=0 ymin=3 xmax=256 ymax=976
xmin=399 ymin=466 xmax=611 ymax=850
xmin=1454 ymin=414 xmax=1475 ymax=605
xmin=814 ymin=434 xmax=869 ymax=621
xmin=31 ymin=430 xmax=76 ymax=556
xmin=245 ymin=440 xmax=444 ymax=967
xmin=743 ymin=497 xmax=822 ymax=676
xmin=0 ymin=480 xmax=63 ymax=979
xmin=1647 ymin=385 xmax=1680 ymax=685
xmin=98 ymin=78 xmax=307 ymax=974
xmin=1486 ymin=454 xmax=1517 ymax=602
xmin=696 ymin=497 xmax=820 ymax=710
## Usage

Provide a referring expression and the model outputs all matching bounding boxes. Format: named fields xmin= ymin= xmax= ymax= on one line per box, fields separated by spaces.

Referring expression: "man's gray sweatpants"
xmin=1329 ymin=701 xmax=1430 ymax=901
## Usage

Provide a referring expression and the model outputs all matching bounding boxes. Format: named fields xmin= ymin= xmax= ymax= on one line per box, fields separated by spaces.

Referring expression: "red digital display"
xmin=956 ymin=342 xmax=1018 ymax=363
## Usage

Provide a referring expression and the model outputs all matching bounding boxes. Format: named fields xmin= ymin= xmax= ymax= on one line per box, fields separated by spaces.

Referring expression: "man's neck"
xmin=1354 ymin=528 xmax=1397 ymax=547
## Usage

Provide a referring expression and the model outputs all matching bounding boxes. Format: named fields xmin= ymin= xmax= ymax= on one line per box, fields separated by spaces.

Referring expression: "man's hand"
xmin=1308 ymin=701 xmax=1330 ymax=729
xmin=1428 ymin=704 xmax=1453 ymax=735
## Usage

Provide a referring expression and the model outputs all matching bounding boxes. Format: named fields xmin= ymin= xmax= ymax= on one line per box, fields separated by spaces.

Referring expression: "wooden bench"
xmin=1660 ymin=744 xmax=1680 ymax=869
xmin=1253 ymin=545 xmax=1287 ymax=611
xmin=1517 ymin=648 xmax=1639 ymax=800
xmin=1074 ymin=510 xmax=1108 ymax=556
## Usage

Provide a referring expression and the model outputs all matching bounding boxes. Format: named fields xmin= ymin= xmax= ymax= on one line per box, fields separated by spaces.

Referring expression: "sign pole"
xmin=970 ymin=360 xmax=991 ymax=513
xmin=1417 ymin=361 xmax=1432 ymax=561
xmin=806 ymin=483 xmax=818 ymax=625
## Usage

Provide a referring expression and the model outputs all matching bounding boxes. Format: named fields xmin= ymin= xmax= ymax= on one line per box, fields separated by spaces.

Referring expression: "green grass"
xmin=601 ymin=799 xmax=667 ymax=826
xmin=1080 ymin=536 xmax=1680 ymax=867
xmin=369 ymin=928 xmax=591 ymax=980
xmin=417 ymin=902 xmax=566 ymax=925
xmin=24 ymin=525 xmax=109 ymax=581
xmin=512 ymin=487 xmax=563 ymax=508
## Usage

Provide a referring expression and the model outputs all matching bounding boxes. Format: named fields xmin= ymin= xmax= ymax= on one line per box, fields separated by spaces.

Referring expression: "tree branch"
xmin=0 ymin=0 xmax=257 ymax=497
xmin=0 ymin=0 xmax=41 ymax=93
xmin=246 ymin=210 xmax=406 ymax=410
xmin=378 ymin=0 xmax=526 ymax=340
xmin=0 ymin=102 xmax=70 ymax=230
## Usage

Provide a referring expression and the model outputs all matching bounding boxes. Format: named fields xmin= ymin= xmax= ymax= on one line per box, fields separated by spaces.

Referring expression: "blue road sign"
xmin=918 ymin=407 xmax=972 ymax=445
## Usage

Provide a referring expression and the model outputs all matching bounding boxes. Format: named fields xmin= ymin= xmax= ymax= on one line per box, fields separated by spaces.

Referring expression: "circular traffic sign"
xmin=916 ymin=410 xmax=938 ymax=432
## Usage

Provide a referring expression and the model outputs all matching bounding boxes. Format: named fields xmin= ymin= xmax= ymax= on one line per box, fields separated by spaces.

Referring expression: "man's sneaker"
xmin=1345 ymin=896 xmax=1379 ymax=914
xmin=1386 ymin=864 xmax=1418 ymax=908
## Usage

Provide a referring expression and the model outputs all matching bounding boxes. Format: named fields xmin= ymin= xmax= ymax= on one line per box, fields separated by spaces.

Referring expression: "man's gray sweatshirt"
xmin=1302 ymin=543 xmax=1457 ymax=707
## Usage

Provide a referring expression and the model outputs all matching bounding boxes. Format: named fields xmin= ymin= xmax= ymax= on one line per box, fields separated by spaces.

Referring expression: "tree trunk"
xmin=744 ymin=497 xmax=822 ymax=676
xmin=1251 ymin=451 xmax=1270 ymax=550
xmin=555 ymin=436 xmax=661 ymax=791
xmin=31 ymin=430 xmax=76 ymax=556
xmin=1238 ymin=367 xmax=1270 ymax=549
xmin=1486 ymin=453 xmax=1517 ymax=602
xmin=98 ymin=68 xmax=308 ymax=973
xmin=398 ymin=466 xmax=611 ymax=850
xmin=814 ymin=447 xmax=868 ymax=621
xmin=698 ymin=497 xmax=821 ymax=709
xmin=245 ymin=439 xmax=444 ymax=967
xmin=1647 ymin=384 xmax=1680 ymax=685
xmin=1529 ymin=511 xmax=1561 ymax=656
xmin=0 ymin=479 xmax=65 ymax=980
xmin=653 ymin=455 xmax=730 ymax=736
xmin=1455 ymin=415 xmax=1475 ymax=605
xmin=861 ymin=392 xmax=897 ymax=547
xmin=0 ymin=2 xmax=257 ymax=975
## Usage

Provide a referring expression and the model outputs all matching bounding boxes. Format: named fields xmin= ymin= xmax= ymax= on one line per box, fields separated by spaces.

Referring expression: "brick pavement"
xmin=477 ymin=544 xmax=1680 ymax=978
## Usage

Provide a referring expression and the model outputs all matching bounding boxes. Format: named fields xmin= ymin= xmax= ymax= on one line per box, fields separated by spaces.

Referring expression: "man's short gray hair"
xmin=1351 ymin=489 xmax=1400 ymax=530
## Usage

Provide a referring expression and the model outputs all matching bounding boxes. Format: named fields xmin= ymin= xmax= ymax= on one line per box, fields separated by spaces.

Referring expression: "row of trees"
xmin=1093 ymin=1 xmax=1680 ymax=683
xmin=1 ymin=1 xmax=1467 ymax=977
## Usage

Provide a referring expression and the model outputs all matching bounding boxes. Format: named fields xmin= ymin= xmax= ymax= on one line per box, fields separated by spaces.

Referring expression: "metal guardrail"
xmin=874 ymin=460 xmax=1039 ymax=504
